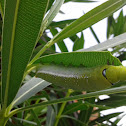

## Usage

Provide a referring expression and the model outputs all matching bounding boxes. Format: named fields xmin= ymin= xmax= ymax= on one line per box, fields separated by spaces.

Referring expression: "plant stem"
xmin=28 ymin=38 xmax=55 ymax=66
xmin=54 ymin=89 xmax=73 ymax=126
xmin=0 ymin=110 xmax=8 ymax=126
xmin=0 ymin=118 xmax=5 ymax=126
xmin=8 ymin=85 xmax=126 ymax=119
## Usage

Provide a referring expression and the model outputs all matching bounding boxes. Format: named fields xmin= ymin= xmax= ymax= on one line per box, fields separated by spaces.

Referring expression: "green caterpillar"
xmin=36 ymin=64 xmax=126 ymax=91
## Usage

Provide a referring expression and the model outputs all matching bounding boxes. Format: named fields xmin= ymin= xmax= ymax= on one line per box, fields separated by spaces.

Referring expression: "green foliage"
xmin=1 ymin=0 xmax=49 ymax=106
xmin=73 ymin=32 xmax=84 ymax=51
xmin=107 ymin=10 xmax=126 ymax=38
xmin=50 ymin=27 xmax=68 ymax=52
xmin=34 ymin=51 xmax=121 ymax=66
xmin=0 ymin=0 xmax=126 ymax=126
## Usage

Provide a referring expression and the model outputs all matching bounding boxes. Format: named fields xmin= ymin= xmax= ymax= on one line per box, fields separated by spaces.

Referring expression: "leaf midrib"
xmin=12 ymin=80 xmax=45 ymax=106
xmin=3 ymin=0 xmax=20 ymax=108
xmin=53 ymin=0 xmax=123 ymax=43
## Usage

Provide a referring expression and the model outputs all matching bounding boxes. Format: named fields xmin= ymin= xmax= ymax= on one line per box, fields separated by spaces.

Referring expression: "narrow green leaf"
xmin=70 ymin=34 xmax=80 ymax=43
xmin=25 ymin=101 xmax=41 ymax=126
xmin=47 ymin=0 xmax=55 ymax=11
xmin=107 ymin=15 xmax=115 ymax=38
xmin=60 ymin=115 xmax=85 ymax=125
xmin=49 ymin=19 xmax=75 ymax=29
xmin=31 ymin=37 xmax=56 ymax=59
xmin=46 ymin=93 xmax=57 ymax=126
xmin=113 ymin=115 xmax=125 ymax=125
xmin=22 ymin=104 xmax=46 ymax=125
xmin=73 ymin=32 xmax=84 ymax=51
xmin=42 ymin=0 xmax=65 ymax=30
xmin=77 ymin=98 xmax=95 ymax=125
xmin=50 ymin=27 xmax=68 ymax=52
xmin=59 ymin=118 xmax=71 ymax=126
xmin=13 ymin=117 xmax=37 ymax=125
xmin=30 ymin=91 xmax=50 ymax=101
xmin=115 ymin=10 xmax=125 ymax=35
xmin=89 ymin=112 xmax=122 ymax=125
xmin=6 ymin=118 xmax=23 ymax=126
xmin=11 ymin=77 xmax=50 ymax=107
xmin=2 ymin=0 xmax=49 ymax=106
xmin=34 ymin=51 xmax=121 ymax=67
xmin=97 ymin=94 xmax=126 ymax=107
xmin=79 ymin=33 xmax=126 ymax=51
xmin=63 ymin=101 xmax=88 ymax=114
xmin=51 ymin=0 xmax=126 ymax=44
xmin=89 ymin=26 xmax=100 ymax=43
xmin=8 ymin=85 xmax=126 ymax=117
xmin=46 ymin=106 xmax=56 ymax=126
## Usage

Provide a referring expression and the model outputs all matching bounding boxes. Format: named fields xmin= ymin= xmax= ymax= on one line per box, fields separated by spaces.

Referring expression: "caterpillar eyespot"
xmin=102 ymin=69 xmax=106 ymax=78
xmin=36 ymin=64 xmax=126 ymax=91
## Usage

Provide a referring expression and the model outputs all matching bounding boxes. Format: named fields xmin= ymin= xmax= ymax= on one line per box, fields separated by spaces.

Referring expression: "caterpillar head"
xmin=104 ymin=66 xmax=126 ymax=84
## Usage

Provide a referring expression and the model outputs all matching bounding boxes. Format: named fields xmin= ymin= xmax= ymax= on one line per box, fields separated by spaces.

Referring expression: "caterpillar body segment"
xmin=36 ymin=65 xmax=125 ymax=91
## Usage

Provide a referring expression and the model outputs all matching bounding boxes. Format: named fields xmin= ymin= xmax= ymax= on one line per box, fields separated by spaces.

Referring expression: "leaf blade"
xmin=79 ymin=33 xmax=126 ymax=51
xmin=34 ymin=51 xmax=122 ymax=67
xmin=11 ymin=77 xmax=50 ymax=107
xmin=43 ymin=0 xmax=65 ymax=29
xmin=9 ymin=85 xmax=126 ymax=117
xmin=73 ymin=32 xmax=84 ymax=51
xmin=2 ymin=0 xmax=49 ymax=106
xmin=50 ymin=27 xmax=68 ymax=52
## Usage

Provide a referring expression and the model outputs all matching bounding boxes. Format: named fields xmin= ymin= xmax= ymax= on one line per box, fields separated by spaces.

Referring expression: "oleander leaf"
xmin=50 ymin=27 xmax=68 ymax=52
xmin=79 ymin=33 xmax=126 ymax=51
xmin=12 ymin=77 xmax=50 ymax=107
xmin=42 ymin=0 xmax=65 ymax=30
xmin=1 ymin=0 xmax=49 ymax=106
xmin=73 ymin=32 xmax=84 ymax=51
xmin=34 ymin=51 xmax=121 ymax=67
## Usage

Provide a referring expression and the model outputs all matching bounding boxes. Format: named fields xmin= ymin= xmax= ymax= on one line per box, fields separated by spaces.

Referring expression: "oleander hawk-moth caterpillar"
xmin=35 ymin=51 xmax=126 ymax=91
